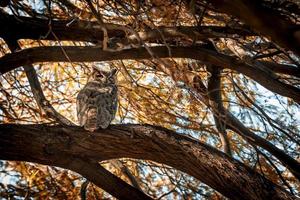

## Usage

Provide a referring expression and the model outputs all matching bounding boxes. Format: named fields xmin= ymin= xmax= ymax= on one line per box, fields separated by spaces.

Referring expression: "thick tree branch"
xmin=207 ymin=65 xmax=232 ymax=156
xmin=152 ymin=62 xmax=300 ymax=181
xmin=259 ymin=61 xmax=300 ymax=78
xmin=0 ymin=12 xmax=122 ymax=43
xmin=65 ymin=158 xmax=152 ymax=200
xmin=191 ymin=75 xmax=300 ymax=181
xmin=0 ymin=12 xmax=253 ymax=43
xmin=1 ymin=46 xmax=299 ymax=103
xmin=0 ymin=124 xmax=296 ymax=200
xmin=1 ymin=14 xmax=298 ymax=77
xmin=206 ymin=0 xmax=300 ymax=55
xmin=220 ymin=37 xmax=300 ymax=79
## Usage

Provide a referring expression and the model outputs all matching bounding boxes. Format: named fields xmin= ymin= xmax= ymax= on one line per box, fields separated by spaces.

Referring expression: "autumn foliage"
xmin=0 ymin=0 xmax=300 ymax=199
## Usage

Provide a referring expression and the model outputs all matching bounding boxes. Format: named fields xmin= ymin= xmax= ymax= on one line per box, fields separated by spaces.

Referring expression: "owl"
xmin=77 ymin=67 xmax=118 ymax=132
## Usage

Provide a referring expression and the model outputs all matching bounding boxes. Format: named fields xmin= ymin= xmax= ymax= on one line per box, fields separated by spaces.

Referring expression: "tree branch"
xmin=56 ymin=0 xmax=91 ymax=17
xmin=206 ymin=0 xmax=300 ymax=55
xmin=1 ymin=46 xmax=299 ymax=103
xmin=0 ymin=12 xmax=253 ymax=43
xmin=66 ymin=158 xmax=152 ymax=200
xmin=259 ymin=61 xmax=300 ymax=78
xmin=0 ymin=124 xmax=296 ymax=200
xmin=110 ymin=160 xmax=143 ymax=191
xmin=207 ymin=65 xmax=232 ymax=156
xmin=153 ymin=62 xmax=300 ymax=181
xmin=4 ymin=39 xmax=75 ymax=126
xmin=3 ymin=40 xmax=151 ymax=199
xmin=191 ymin=76 xmax=300 ymax=181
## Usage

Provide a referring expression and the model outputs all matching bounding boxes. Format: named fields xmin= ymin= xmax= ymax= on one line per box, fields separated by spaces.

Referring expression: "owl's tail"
xmin=84 ymin=107 xmax=98 ymax=132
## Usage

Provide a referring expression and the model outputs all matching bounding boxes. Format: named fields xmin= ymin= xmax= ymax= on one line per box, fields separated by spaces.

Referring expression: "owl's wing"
xmin=108 ymin=85 xmax=118 ymax=122
xmin=76 ymin=89 xmax=89 ymax=126
xmin=110 ymin=85 xmax=118 ymax=119
xmin=91 ymin=86 xmax=118 ymax=129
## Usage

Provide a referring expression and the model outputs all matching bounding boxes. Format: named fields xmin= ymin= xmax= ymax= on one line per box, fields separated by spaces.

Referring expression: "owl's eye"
xmin=96 ymin=73 xmax=104 ymax=78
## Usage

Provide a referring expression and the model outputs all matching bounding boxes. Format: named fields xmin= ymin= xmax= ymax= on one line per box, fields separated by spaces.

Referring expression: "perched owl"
xmin=77 ymin=67 xmax=118 ymax=131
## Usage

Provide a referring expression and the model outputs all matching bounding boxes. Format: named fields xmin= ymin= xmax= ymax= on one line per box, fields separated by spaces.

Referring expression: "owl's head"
xmin=92 ymin=66 xmax=117 ymax=85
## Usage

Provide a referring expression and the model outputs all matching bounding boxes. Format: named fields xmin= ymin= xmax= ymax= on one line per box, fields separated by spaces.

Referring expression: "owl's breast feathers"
xmin=77 ymin=82 xmax=118 ymax=131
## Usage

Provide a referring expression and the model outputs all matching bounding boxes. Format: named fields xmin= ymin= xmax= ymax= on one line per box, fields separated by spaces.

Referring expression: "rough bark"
xmin=0 ymin=13 xmax=298 ymax=77
xmin=0 ymin=124 xmax=296 ymax=200
xmin=152 ymin=62 xmax=300 ymax=181
xmin=224 ymin=111 xmax=300 ymax=181
xmin=1 ymin=46 xmax=299 ymax=103
xmin=259 ymin=61 xmax=300 ymax=78
xmin=207 ymin=65 xmax=232 ymax=156
xmin=0 ymin=12 xmax=253 ymax=43
xmin=207 ymin=0 xmax=300 ymax=55
xmin=65 ymin=158 xmax=152 ymax=200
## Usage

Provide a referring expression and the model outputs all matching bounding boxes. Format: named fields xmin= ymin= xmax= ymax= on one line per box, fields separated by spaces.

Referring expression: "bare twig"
xmin=4 ymin=39 xmax=75 ymax=126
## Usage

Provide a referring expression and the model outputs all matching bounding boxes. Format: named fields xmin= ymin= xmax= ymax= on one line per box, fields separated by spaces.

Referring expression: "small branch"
xmin=207 ymin=65 xmax=232 ymax=156
xmin=4 ymin=39 xmax=75 ymax=126
xmin=56 ymin=0 xmax=91 ymax=17
xmin=110 ymin=160 xmax=142 ymax=191
xmin=80 ymin=180 xmax=89 ymax=200
xmin=225 ymin=111 xmax=300 ymax=181
xmin=84 ymin=0 xmax=109 ymax=50
xmin=256 ymin=148 xmax=294 ymax=195
xmin=157 ymin=188 xmax=176 ymax=199
xmin=155 ymin=61 xmax=300 ymax=181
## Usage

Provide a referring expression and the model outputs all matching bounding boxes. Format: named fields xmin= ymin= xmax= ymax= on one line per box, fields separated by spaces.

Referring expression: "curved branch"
xmin=207 ymin=0 xmax=300 ymax=55
xmin=154 ymin=60 xmax=300 ymax=181
xmin=66 ymin=158 xmax=152 ymax=200
xmin=260 ymin=61 xmax=300 ymax=78
xmin=0 ymin=124 xmax=296 ymax=200
xmin=4 ymin=39 xmax=75 ymax=126
xmin=0 ymin=12 xmax=253 ymax=43
xmin=1 ymin=46 xmax=299 ymax=103
xmin=110 ymin=160 xmax=143 ymax=191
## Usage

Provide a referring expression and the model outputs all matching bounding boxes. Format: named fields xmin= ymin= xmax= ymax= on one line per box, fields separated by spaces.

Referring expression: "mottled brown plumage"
xmin=77 ymin=67 xmax=118 ymax=131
